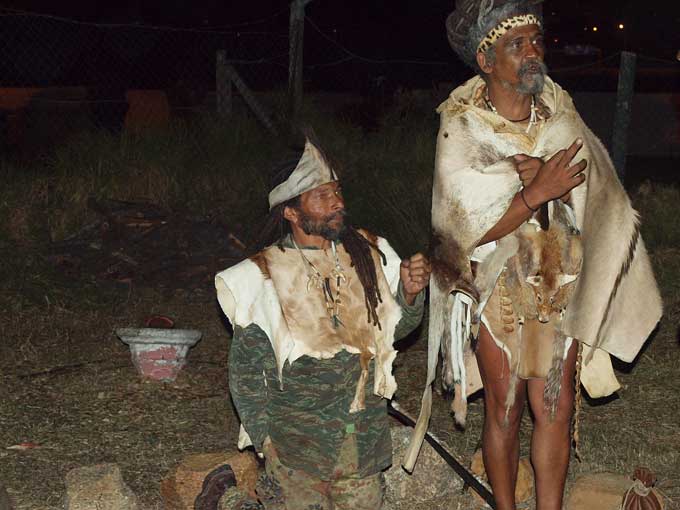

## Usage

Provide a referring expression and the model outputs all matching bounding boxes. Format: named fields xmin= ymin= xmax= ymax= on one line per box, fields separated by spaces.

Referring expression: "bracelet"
xmin=520 ymin=188 xmax=538 ymax=212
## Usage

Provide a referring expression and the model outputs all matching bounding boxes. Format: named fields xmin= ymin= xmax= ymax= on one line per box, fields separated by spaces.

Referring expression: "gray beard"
xmin=516 ymin=60 xmax=548 ymax=95
xmin=299 ymin=210 xmax=347 ymax=241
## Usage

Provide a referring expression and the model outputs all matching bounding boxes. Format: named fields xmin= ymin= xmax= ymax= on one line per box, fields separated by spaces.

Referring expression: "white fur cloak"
xmin=403 ymin=75 xmax=662 ymax=471
xmin=216 ymin=234 xmax=404 ymax=448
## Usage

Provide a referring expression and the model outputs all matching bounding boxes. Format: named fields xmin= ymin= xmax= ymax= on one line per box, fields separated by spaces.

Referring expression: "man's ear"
xmin=477 ymin=51 xmax=494 ymax=75
xmin=283 ymin=205 xmax=298 ymax=225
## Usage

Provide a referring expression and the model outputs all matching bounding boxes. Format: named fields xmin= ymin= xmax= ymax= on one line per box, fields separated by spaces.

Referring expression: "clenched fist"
xmin=400 ymin=253 xmax=431 ymax=305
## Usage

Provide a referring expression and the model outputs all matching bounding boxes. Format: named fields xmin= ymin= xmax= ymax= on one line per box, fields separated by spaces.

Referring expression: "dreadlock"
xmin=250 ymin=143 xmax=386 ymax=329
xmin=338 ymin=226 xmax=386 ymax=330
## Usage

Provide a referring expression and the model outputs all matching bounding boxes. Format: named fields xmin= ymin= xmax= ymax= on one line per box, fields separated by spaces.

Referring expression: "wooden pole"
xmin=226 ymin=64 xmax=278 ymax=135
xmin=216 ymin=50 xmax=232 ymax=117
xmin=288 ymin=0 xmax=313 ymax=123
xmin=611 ymin=51 xmax=637 ymax=182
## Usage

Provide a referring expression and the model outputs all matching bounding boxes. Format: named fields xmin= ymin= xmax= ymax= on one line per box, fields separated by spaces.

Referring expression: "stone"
xmin=161 ymin=451 xmax=260 ymax=510
xmin=64 ymin=463 xmax=138 ymax=510
xmin=384 ymin=424 xmax=463 ymax=509
xmin=218 ymin=486 xmax=262 ymax=510
xmin=470 ymin=449 xmax=534 ymax=504
xmin=566 ymin=472 xmax=632 ymax=510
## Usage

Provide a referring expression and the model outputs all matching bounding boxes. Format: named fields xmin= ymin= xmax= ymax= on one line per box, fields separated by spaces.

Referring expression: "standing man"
xmin=216 ymin=137 xmax=430 ymax=510
xmin=404 ymin=2 xmax=662 ymax=510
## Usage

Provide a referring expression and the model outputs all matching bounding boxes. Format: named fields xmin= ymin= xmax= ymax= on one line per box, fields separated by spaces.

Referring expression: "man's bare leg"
xmin=527 ymin=340 xmax=578 ymax=510
xmin=475 ymin=325 xmax=527 ymax=510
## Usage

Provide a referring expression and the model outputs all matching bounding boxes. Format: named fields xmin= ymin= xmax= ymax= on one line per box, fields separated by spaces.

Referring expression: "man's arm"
xmin=228 ymin=323 xmax=273 ymax=450
xmin=477 ymin=139 xmax=587 ymax=245
xmin=394 ymin=281 xmax=426 ymax=341
xmin=393 ymin=252 xmax=430 ymax=340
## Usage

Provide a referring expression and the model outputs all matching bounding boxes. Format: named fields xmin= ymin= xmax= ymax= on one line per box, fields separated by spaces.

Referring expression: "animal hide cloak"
xmin=216 ymin=234 xmax=403 ymax=449
xmin=403 ymin=76 xmax=662 ymax=472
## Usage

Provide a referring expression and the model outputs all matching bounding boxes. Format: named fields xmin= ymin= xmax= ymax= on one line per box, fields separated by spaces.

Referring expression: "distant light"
xmin=554 ymin=38 xmax=559 ymax=43
xmin=583 ymin=26 xmax=588 ymax=31
xmin=676 ymin=50 xmax=680 ymax=62
xmin=592 ymin=26 xmax=598 ymax=32
xmin=618 ymin=23 xmax=625 ymax=30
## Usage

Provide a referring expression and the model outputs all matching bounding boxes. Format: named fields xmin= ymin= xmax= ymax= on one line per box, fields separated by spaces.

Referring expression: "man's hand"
xmin=523 ymin=139 xmax=587 ymax=209
xmin=400 ymin=253 xmax=431 ymax=305
xmin=512 ymin=154 xmax=543 ymax=188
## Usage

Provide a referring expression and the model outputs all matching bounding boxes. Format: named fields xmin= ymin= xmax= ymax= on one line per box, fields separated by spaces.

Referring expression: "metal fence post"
xmin=611 ymin=51 xmax=637 ymax=182
xmin=216 ymin=50 xmax=232 ymax=117
xmin=288 ymin=0 xmax=313 ymax=123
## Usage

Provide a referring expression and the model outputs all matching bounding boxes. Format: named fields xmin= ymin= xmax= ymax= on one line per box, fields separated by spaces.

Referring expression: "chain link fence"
xmin=0 ymin=7 xmax=289 ymax=154
xmin=1 ymin=6 xmax=678 ymax=155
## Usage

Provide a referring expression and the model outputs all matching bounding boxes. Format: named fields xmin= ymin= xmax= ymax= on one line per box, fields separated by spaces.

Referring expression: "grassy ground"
xmin=0 ymin=103 xmax=678 ymax=509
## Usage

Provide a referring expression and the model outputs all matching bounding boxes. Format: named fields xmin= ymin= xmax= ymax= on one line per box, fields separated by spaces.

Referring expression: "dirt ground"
xmin=1 ymin=240 xmax=679 ymax=509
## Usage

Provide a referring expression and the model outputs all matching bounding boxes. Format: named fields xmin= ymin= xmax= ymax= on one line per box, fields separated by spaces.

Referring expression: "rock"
xmin=566 ymin=472 xmax=632 ymax=510
xmin=218 ymin=486 xmax=262 ymax=510
xmin=64 ymin=463 xmax=138 ymax=510
xmin=161 ymin=452 xmax=260 ymax=510
xmin=470 ymin=449 xmax=534 ymax=504
xmin=384 ymin=424 xmax=463 ymax=509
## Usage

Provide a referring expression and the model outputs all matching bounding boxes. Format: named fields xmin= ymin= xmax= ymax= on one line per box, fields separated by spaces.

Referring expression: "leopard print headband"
xmin=477 ymin=14 xmax=542 ymax=53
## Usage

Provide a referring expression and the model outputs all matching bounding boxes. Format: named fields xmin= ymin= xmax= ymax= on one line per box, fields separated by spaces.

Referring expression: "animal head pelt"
xmin=507 ymin=201 xmax=583 ymax=323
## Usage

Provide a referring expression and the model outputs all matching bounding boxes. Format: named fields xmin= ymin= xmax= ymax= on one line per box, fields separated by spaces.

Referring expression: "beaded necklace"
xmin=293 ymin=239 xmax=347 ymax=329
xmin=485 ymin=94 xmax=537 ymax=133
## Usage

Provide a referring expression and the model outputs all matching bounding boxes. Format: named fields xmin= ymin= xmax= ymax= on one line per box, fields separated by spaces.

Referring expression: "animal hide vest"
xmin=216 ymin=233 xmax=403 ymax=448
xmin=403 ymin=76 xmax=663 ymax=472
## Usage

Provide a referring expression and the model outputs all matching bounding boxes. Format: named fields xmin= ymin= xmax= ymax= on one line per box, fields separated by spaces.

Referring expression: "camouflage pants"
xmin=258 ymin=435 xmax=384 ymax=510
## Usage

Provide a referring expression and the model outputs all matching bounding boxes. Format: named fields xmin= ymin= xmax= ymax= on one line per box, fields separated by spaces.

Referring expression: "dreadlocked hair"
xmin=338 ymin=226 xmax=387 ymax=330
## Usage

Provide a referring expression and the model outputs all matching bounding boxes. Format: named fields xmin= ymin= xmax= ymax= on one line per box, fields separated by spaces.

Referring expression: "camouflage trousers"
xmin=257 ymin=435 xmax=384 ymax=510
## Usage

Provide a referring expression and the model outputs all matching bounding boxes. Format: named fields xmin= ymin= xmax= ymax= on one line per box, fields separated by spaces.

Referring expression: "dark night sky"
xmin=4 ymin=1 xmax=679 ymax=60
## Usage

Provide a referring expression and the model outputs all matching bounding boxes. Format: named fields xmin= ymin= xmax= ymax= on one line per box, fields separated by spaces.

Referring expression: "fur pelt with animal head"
xmin=505 ymin=200 xmax=583 ymax=323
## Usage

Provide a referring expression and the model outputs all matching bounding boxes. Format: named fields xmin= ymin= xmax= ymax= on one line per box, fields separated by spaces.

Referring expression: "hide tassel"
xmin=543 ymin=331 xmax=567 ymax=419
xmin=572 ymin=340 xmax=584 ymax=462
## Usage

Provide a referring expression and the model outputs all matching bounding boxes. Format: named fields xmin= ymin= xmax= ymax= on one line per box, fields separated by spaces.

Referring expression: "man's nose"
xmin=526 ymin=43 xmax=542 ymax=59
xmin=331 ymin=194 xmax=344 ymax=210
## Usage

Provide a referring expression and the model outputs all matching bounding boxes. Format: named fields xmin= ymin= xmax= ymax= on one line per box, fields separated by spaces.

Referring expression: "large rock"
xmin=566 ymin=472 xmax=632 ymax=510
xmin=161 ymin=452 xmax=260 ymax=510
xmin=64 ymin=463 xmax=138 ymax=510
xmin=384 ymin=424 xmax=463 ymax=509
